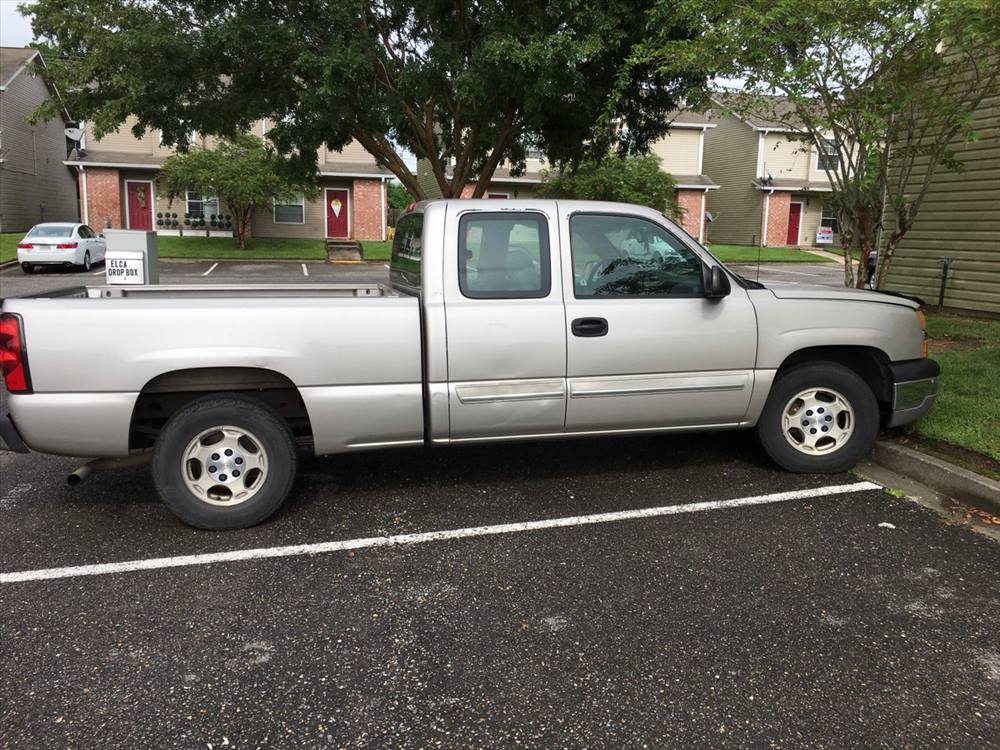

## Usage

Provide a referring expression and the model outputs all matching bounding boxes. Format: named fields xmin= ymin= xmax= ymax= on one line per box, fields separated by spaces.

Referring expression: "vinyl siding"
xmin=760 ymin=133 xmax=814 ymax=181
xmin=250 ymin=179 xmax=352 ymax=239
xmin=882 ymin=67 xmax=1000 ymax=314
xmin=650 ymin=128 xmax=702 ymax=175
xmin=0 ymin=69 xmax=78 ymax=231
xmin=703 ymin=116 xmax=762 ymax=245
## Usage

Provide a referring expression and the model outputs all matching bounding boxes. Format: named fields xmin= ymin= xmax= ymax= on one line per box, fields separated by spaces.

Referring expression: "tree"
xmin=160 ymin=135 xmax=307 ymax=249
xmin=27 ymin=0 xmax=709 ymax=200
xmin=636 ymin=0 xmax=1000 ymax=287
xmin=536 ymin=154 xmax=682 ymax=219
xmin=386 ymin=180 xmax=413 ymax=210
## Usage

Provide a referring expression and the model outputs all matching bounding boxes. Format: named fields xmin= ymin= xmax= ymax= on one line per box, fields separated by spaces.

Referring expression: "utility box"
xmin=104 ymin=229 xmax=159 ymax=285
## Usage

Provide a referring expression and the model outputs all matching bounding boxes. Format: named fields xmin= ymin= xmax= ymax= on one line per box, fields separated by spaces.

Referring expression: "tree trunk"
xmin=854 ymin=235 xmax=871 ymax=289
xmin=840 ymin=240 xmax=856 ymax=287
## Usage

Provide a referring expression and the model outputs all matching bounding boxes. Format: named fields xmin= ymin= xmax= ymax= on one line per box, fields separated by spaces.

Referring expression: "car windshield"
xmin=26 ymin=225 xmax=75 ymax=238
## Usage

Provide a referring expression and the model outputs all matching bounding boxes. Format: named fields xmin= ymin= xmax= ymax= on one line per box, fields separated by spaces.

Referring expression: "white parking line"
xmin=302 ymin=263 xmax=309 ymax=277
xmin=0 ymin=481 xmax=879 ymax=584
xmin=202 ymin=262 xmax=219 ymax=276
xmin=92 ymin=269 xmax=105 ymax=276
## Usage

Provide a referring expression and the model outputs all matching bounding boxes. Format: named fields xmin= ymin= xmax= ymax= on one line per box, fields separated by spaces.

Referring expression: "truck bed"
xmin=2 ymin=285 xmax=424 ymax=457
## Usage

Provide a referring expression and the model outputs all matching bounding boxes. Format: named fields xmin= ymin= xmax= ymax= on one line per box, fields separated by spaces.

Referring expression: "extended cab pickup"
xmin=0 ymin=200 xmax=940 ymax=529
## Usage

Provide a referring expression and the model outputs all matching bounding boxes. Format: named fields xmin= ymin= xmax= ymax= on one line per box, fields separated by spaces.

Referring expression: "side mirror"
xmin=702 ymin=264 xmax=732 ymax=299
xmin=98 ymin=233 xmax=105 ymax=239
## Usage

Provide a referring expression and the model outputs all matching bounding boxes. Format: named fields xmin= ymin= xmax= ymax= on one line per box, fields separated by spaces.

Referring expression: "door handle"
xmin=571 ymin=317 xmax=609 ymax=337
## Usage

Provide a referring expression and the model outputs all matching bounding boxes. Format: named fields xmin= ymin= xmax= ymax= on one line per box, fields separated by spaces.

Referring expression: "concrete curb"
xmin=0 ymin=259 xmax=18 ymax=270
xmin=870 ymin=441 xmax=1000 ymax=516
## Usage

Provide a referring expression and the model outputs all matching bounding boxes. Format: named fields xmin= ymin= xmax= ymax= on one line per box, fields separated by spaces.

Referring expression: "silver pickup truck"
xmin=0 ymin=200 xmax=939 ymax=529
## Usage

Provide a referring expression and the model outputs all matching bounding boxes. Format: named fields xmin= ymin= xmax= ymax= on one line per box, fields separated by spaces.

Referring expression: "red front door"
xmin=786 ymin=202 xmax=802 ymax=245
xmin=126 ymin=181 xmax=153 ymax=230
xmin=325 ymin=189 xmax=350 ymax=238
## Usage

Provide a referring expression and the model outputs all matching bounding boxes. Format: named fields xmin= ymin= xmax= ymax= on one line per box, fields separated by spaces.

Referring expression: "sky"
xmin=1 ymin=0 xmax=34 ymax=47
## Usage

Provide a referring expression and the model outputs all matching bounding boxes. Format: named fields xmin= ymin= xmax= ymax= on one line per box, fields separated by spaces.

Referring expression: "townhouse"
xmin=66 ymin=117 xmax=391 ymax=241
xmin=415 ymin=111 xmax=718 ymax=241
xmin=703 ymin=102 xmax=839 ymax=248
xmin=881 ymin=56 xmax=1000 ymax=315
xmin=0 ymin=47 xmax=79 ymax=231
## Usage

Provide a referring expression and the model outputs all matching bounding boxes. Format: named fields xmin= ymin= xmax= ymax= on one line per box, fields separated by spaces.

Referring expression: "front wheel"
xmin=757 ymin=362 xmax=879 ymax=473
xmin=152 ymin=394 xmax=298 ymax=529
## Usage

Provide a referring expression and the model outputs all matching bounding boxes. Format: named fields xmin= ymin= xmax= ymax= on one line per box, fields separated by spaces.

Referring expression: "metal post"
xmin=937 ymin=257 xmax=954 ymax=310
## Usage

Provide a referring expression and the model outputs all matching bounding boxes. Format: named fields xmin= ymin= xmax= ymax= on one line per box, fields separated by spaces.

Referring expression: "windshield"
xmin=27 ymin=225 xmax=75 ymax=238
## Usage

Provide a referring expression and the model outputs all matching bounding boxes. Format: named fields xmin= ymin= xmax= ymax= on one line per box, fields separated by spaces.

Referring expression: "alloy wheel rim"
xmin=181 ymin=425 xmax=268 ymax=506
xmin=781 ymin=388 xmax=855 ymax=455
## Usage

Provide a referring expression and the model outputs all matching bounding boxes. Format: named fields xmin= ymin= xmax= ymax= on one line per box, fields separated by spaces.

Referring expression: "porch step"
xmin=326 ymin=239 xmax=363 ymax=262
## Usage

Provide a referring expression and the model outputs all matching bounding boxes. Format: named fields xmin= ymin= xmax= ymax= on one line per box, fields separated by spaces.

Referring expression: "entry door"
xmin=126 ymin=181 xmax=153 ymax=230
xmin=325 ymin=189 xmax=350 ymax=238
xmin=443 ymin=208 xmax=567 ymax=439
xmin=786 ymin=202 xmax=802 ymax=245
xmin=561 ymin=211 xmax=757 ymax=432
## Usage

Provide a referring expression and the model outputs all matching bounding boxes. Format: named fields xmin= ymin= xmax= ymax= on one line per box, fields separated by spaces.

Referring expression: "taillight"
xmin=17 ymin=242 xmax=32 ymax=249
xmin=56 ymin=242 xmax=78 ymax=249
xmin=0 ymin=313 xmax=32 ymax=393
xmin=915 ymin=309 xmax=929 ymax=357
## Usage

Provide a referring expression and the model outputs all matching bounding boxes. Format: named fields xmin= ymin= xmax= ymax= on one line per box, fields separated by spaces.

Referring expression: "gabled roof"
xmin=0 ymin=47 xmax=39 ymax=90
xmin=710 ymin=94 xmax=808 ymax=133
xmin=666 ymin=110 xmax=717 ymax=129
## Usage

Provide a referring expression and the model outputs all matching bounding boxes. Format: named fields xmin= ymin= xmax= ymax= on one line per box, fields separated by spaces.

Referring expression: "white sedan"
xmin=16 ymin=223 xmax=106 ymax=273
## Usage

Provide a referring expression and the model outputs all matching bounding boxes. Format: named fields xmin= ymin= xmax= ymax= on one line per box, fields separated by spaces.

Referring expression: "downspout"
xmin=381 ymin=177 xmax=387 ymax=242
xmin=699 ymin=190 xmax=707 ymax=243
xmin=761 ymin=188 xmax=775 ymax=247
xmin=79 ymin=166 xmax=89 ymax=225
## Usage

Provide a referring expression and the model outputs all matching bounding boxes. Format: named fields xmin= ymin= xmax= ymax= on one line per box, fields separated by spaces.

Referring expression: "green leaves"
xmin=27 ymin=0 xmax=709 ymax=198
xmin=160 ymin=134 xmax=309 ymax=248
xmin=536 ymin=154 xmax=682 ymax=218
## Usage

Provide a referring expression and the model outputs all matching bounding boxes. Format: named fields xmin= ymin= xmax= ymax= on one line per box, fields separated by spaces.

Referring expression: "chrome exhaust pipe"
xmin=67 ymin=452 xmax=152 ymax=487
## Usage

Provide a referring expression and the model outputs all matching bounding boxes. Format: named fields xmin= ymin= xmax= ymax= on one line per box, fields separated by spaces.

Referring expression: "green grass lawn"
xmin=156 ymin=235 xmax=326 ymax=260
xmin=1 ymin=232 xmax=21 ymax=264
xmin=907 ymin=313 xmax=1000 ymax=463
xmin=360 ymin=241 xmax=392 ymax=260
xmin=706 ymin=244 xmax=835 ymax=263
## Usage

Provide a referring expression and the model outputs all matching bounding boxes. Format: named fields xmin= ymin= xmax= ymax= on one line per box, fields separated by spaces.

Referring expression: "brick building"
xmin=65 ymin=117 xmax=390 ymax=241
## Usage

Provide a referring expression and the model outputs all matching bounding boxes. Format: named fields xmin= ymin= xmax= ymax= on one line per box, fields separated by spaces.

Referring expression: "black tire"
xmin=757 ymin=362 xmax=879 ymax=473
xmin=79 ymin=251 xmax=91 ymax=272
xmin=21 ymin=263 xmax=34 ymax=274
xmin=152 ymin=394 xmax=298 ymax=529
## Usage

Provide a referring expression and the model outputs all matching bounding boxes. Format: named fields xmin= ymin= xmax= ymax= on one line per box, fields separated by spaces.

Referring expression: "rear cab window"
xmin=458 ymin=212 xmax=550 ymax=299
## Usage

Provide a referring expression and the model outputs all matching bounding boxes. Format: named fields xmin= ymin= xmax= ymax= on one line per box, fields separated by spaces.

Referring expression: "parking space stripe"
xmin=0 ymin=481 xmax=880 ymax=584
xmin=302 ymin=263 xmax=309 ymax=277
xmin=202 ymin=262 xmax=219 ymax=276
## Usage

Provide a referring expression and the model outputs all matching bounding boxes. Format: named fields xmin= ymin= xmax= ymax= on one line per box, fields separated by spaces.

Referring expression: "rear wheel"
xmin=757 ymin=362 xmax=879 ymax=473
xmin=21 ymin=263 xmax=34 ymax=274
xmin=79 ymin=251 xmax=91 ymax=272
xmin=152 ymin=394 xmax=298 ymax=529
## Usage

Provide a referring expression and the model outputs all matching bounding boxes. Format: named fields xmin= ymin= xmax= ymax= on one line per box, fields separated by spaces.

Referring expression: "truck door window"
xmin=459 ymin=212 xmax=550 ymax=299
xmin=570 ymin=214 xmax=705 ymax=298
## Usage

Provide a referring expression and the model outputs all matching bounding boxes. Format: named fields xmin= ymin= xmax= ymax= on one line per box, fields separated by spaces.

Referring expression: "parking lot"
xmin=2 ymin=259 xmax=998 ymax=749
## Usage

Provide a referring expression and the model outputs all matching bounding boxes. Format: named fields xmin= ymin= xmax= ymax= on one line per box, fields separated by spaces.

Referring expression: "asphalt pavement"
xmin=2 ymin=258 xmax=998 ymax=749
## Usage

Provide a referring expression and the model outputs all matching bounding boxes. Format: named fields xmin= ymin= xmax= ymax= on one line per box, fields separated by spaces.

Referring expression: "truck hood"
xmin=765 ymin=282 xmax=920 ymax=309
